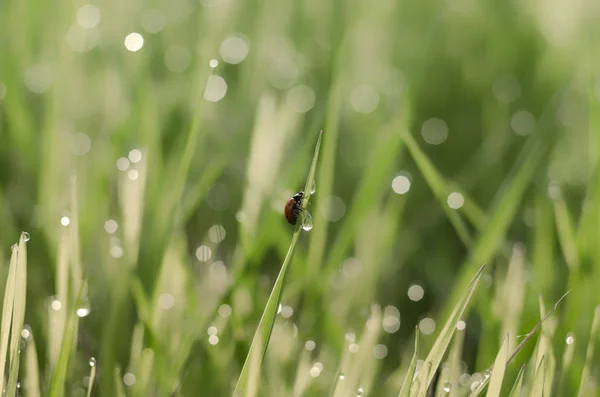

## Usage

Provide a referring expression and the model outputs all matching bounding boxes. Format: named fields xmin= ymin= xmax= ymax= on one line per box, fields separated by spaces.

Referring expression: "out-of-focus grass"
xmin=0 ymin=0 xmax=599 ymax=395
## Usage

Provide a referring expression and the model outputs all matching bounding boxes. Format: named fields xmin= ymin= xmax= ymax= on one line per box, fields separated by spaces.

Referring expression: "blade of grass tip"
xmin=398 ymin=327 xmax=419 ymax=397
xmin=551 ymin=188 xmax=580 ymax=270
xmin=529 ymin=356 xmax=546 ymax=397
xmin=48 ymin=281 xmax=87 ymax=397
xmin=86 ymin=357 xmax=97 ymax=397
xmin=115 ymin=367 xmax=126 ymax=397
xmin=400 ymin=129 xmax=472 ymax=247
xmin=484 ymin=334 xmax=510 ymax=397
xmin=508 ymin=365 xmax=526 ymax=397
xmin=7 ymin=232 xmax=28 ymax=396
xmin=0 ymin=243 xmax=18 ymax=391
xmin=233 ymin=131 xmax=323 ymax=397
xmin=24 ymin=330 xmax=41 ymax=397
xmin=410 ymin=264 xmax=485 ymax=397
xmin=577 ymin=306 xmax=600 ymax=397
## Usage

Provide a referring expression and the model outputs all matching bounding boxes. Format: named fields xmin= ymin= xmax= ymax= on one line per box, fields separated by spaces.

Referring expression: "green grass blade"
xmin=485 ymin=334 xmax=509 ymax=397
xmin=508 ymin=365 xmax=526 ymax=397
xmin=577 ymin=306 xmax=600 ymax=397
xmin=552 ymin=190 xmax=580 ymax=270
xmin=398 ymin=327 xmax=419 ymax=397
xmin=401 ymin=129 xmax=472 ymax=246
xmin=0 ymin=243 xmax=18 ymax=391
xmin=410 ymin=264 xmax=485 ymax=396
xmin=529 ymin=356 xmax=545 ymax=397
xmin=48 ymin=281 xmax=87 ymax=397
xmin=7 ymin=232 xmax=28 ymax=396
xmin=233 ymin=131 xmax=323 ymax=396
xmin=24 ymin=330 xmax=41 ymax=397
xmin=86 ymin=358 xmax=97 ymax=397
xmin=416 ymin=363 xmax=431 ymax=397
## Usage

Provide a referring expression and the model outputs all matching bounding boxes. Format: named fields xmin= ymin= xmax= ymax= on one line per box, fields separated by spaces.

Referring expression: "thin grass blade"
xmin=0 ymin=243 xmax=18 ymax=391
xmin=86 ymin=358 xmax=97 ymax=397
xmin=24 ymin=329 xmax=41 ymax=397
xmin=398 ymin=328 xmax=419 ymax=397
xmin=485 ymin=334 xmax=509 ymax=397
xmin=529 ymin=356 xmax=545 ymax=397
xmin=577 ymin=306 xmax=600 ymax=397
xmin=233 ymin=131 xmax=322 ymax=396
xmin=508 ymin=365 xmax=526 ymax=397
xmin=410 ymin=264 xmax=485 ymax=397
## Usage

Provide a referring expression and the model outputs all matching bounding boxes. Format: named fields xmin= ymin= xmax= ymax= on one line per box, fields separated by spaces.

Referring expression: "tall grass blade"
xmin=577 ymin=306 xmax=600 ymax=397
xmin=24 ymin=330 xmax=41 ymax=397
xmin=86 ymin=358 xmax=97 ymax=397
xmin=552 ymin=191 xmax=580 ymax=269
xmin=485 ymin=334 xmax=509 ymax=397
xmin=416 ymin=363 xmax=431 ymax=397
xmin=233 ymin=131 xmax=323 ymax=396
xmin=398 ymin=327 xmax=419 ymax=397
xmin=508 ymin=365 xmax=526 ymax=397
xmin=529 ymin=356 xmax=545 ymax=397
xmin=0 ymin=243 xmax=18 ymax=391
xmin=410 ymin=264 xmax=485 ymax=397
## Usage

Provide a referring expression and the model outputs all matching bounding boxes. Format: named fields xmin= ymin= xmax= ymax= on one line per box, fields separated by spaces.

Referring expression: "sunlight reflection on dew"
xmin=287 ymin=85 xmax=316 ymax=113
xmin=392 ymin=174 xmax=411 ymax=194
xmin=165 ymin=46 xmax=192 ymax=73
xmin=566 ymin=332 xmax=575 ymax=344
xmin=208 ymin=335 xmax=219 ymax=345
xmin=443 ymin=380 xmax=452 ymax=392
xmin=457 ymin=320 xmax=466 ymax=330
xmin=50 ymin=299 xmax=62 ymax=311
xmin=158 ymin=293 xmax=174 ymax=310
xmin=309 ymin=366 xmax=320 ymax=377
xmin=373 ymin=344 xmax=388 ymax=359
xmin=104 ymin=219 xmax=118 ymax=233
xmin=209 ymin=59 xmax=219 ymax=68
xmin=127 ymin=169 xmax=139 ymax=180
xmin=21 ymin=326 xmax=31 ymax=340
xmin=218 ymin=304 xmax=232 ymax=318
xmin=447 ymin=192 xmax=464 ymax=209
xmin=220 ymin=34 xmax=250 ymax=64
xmin=117 ymin=157 xmax=130 ymax=171
xmin=511 ymin=111 xmax=536 ymax=136
xmin=345 ymin=332 xmax=356 ymax=343
xmin=123 ymin=373 xmax=136 ymax=386
xmin=195 ymin=245 xmax=212 ymax=262
xmin=110 ymin=245 xmax=124 ymax=258
xmin=459 ymin=373 xmax=471 ymax=387
xmin=208 ymin=225 xmax=226 ymax=243
xmin=419 ymin=318 xmax=436 ymax=335
xmin=72 ymin=133 xmax=91 ymax=155
xmin=204 ymin=75 xmax=227 ymax=102
xmin=350 ymin=84 xmax=379 ymax=113
xmin=421 ymin=118 xmax=448 ymax=145
xmin=124 ymin=33 xmax=144 ymax=52
xmin=207 ymin=326 xmax=218 ymax=336
xmin=77 ymin=5 xmax=101 ymax=28
xmin=408 ymin=284 xmax=424 ymax=301
xmin=349 ymin=343 xmax=359 ymax=353
xmin=281 ymin=305 xmax=293 ymax=318
xmin=128 ymin=149 xmax=142 ymax=163
xmin=305 ymin=340 xmax=316 ymax=351
xmin=141 ymin=9 xmax=166 ymax=33
xmin=61 ymin=216 xmax=71 ymax=227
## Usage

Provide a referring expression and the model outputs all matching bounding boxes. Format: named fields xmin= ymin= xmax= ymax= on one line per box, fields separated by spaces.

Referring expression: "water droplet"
xmin=77 ymin=297 xmax=91 ymax=317
xmin=22 ymin=232 xmax=30 ymax=242
xmin=302 ymin=211 xmax=313 ymax=231
xmin=310 ymin=180 xmax=316 ymax=194
xmin=443 ymin=380 xmax=452 ymax=392
xmin=483 ymin=369 xmax=491 ymax=379
xmin=566 ymin=332 xmax=575 ymax=344
xmin=89 ymin=357 xmax=97 ymax=367
xmin=339 ymin=372 xmax=345 ymax=380
xmin=356 ymin=387 xmax=364 ymax=396
xmin=16 ymin=382 xmax=20 ymax=389
xmin=11 ymin=244 xmax=18 ymax=252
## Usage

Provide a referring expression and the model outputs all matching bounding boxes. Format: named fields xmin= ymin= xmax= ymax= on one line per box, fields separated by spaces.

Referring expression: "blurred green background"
xmin=0 ymin=0 xmax=599 ymax=395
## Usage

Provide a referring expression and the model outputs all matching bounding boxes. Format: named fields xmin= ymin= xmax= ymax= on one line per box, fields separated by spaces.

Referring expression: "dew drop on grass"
xmin=11 ymin=244 xmax=18 ymax=252
xmin=22 ymin=232 xmax=30 ymax=242
xmin=356 ymin=387 xmax=364 ymax=396
xmin=310 ymin=180 xmax=316 ymax=194
xmin=77 ymin=297 xmax=92 ymax=317
xmin=302 ymin=211 xmax=313 ymax=231
xmin=566 ymin=332 xmax=575 ymax=344
xmin=339 ymin=372 xmax=345 ymax=380
xmin=443 ymin=380 xmax=452 ymax=392
xmin=89 ymin=357 xmax=97 ymax=367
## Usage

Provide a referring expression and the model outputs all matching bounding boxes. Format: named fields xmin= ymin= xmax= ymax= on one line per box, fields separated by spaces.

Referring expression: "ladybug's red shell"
xmin=284 ymin=190 xmax=304 ymax=225
xmin=284 ymin=198 xmax=296 ymax=224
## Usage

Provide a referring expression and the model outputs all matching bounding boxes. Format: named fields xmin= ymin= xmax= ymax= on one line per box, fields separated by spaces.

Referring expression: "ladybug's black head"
xmin=293 ymin=190 xmax=304 ymax=203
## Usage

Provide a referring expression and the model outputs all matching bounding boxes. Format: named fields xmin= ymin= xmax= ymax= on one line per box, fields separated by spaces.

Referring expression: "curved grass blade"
xmin=484 ymin=334 xmax=509 ymax=397
xmin=0 ymin=242 xmax=18 ymax=391
xmin=398 ymin=327 xmax=419 ymax=397
xmin=508 ymin=365 xmax=526 ymax=397
xmin=529 ymin=356 xmax=545 ymax=397
xmin=232 ymin=130 xmax=323 ymax=396
xmin=410 ymin=264 xmax=485 ymax=397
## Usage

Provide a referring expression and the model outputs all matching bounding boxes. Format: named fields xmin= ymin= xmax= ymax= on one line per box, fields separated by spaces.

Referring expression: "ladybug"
xmin=284 ymin=190 xmax=304 ymax=225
